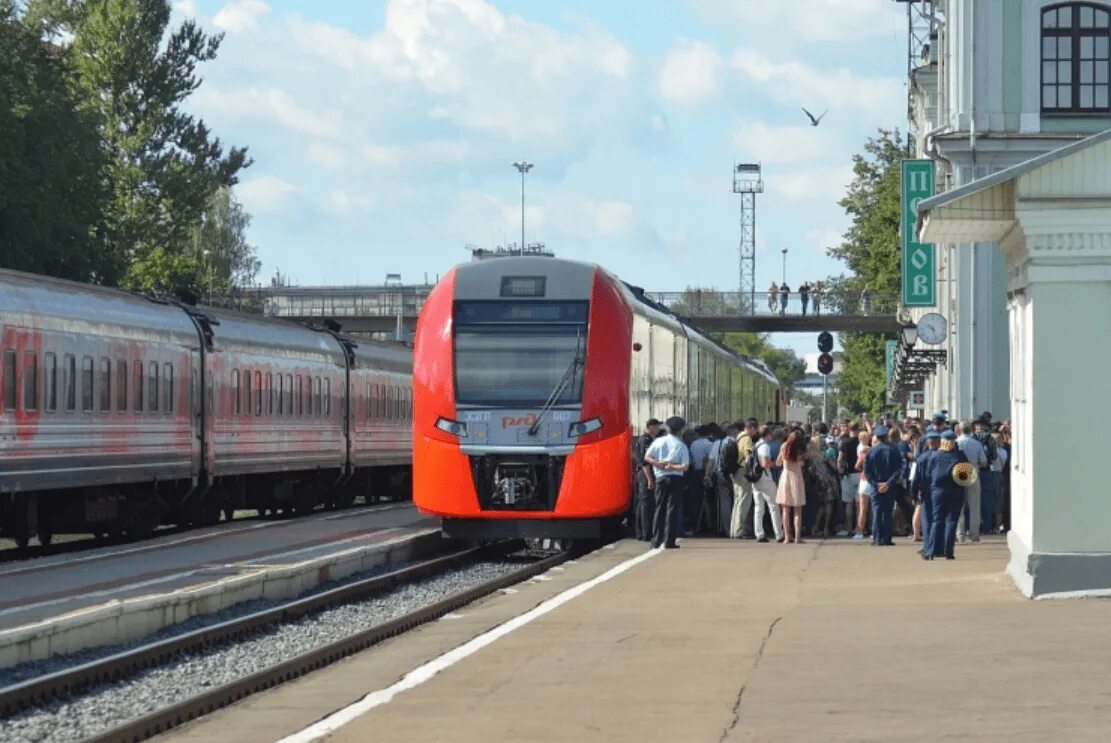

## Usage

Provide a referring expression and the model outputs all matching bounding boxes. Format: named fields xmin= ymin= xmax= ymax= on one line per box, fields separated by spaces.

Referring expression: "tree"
xmin=39 ymin=0 xmax=250 ymax=294
xmin=0 ymin=1 xmax=108 ymax=281
xmin=825 ymin=129 xmax=909 ymax=414
xmin=192 ymin=186 xmax=260 ymax=298
xmin=715 ymin=331 xmax=808 ymax=390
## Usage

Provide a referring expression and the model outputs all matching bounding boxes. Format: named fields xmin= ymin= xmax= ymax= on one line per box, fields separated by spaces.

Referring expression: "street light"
xmin=901 ymin=324 xmax=919 ymax=347
xmin=385 ymin=273 xmax=403 ymax=342
xmin=511 ymin=161 xmax=534 ymax=251
xmin=202 ymin=248 xmax=213 ymax=300
xmin=780 ymin=248 xmax=788 ymax=284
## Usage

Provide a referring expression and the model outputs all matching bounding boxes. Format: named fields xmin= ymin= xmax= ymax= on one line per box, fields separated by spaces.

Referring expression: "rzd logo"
xmin=501 ymin=413 xmax=537 ymax=429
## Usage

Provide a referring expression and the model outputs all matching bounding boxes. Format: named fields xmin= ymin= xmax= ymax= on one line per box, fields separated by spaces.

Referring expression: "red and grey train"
xmin=0 ymin=269 xmax=412 ymax=548
xmin=412 ymin=255 xmax=784 ymax=541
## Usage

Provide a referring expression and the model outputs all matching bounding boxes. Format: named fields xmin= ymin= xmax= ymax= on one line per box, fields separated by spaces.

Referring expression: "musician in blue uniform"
xmin=911 ymin=431 xmax=941 ymax=552
xmin=923 ymin=430 xmax=970 ymax=560
xmin=863 ymin=424 xmax=904 ymax=546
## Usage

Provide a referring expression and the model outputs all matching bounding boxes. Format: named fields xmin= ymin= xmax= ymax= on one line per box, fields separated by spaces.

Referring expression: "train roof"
xmin=346 ymin=336 xmax=412 ymax=373
xmin=0 ymin=268 xmax=199 ymax=342
xmin=199 ymin=306 xmax=347 ymax=364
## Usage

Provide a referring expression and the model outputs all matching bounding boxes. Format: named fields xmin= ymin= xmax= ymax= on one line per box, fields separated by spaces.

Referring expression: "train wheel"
xmin=36 ymin=500 xmax=54 ymax=547
xmin=331 ymin=489 xmax=356 ymax=510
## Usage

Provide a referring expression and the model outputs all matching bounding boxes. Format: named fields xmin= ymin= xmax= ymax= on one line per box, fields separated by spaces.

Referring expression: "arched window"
xmin=1042 ymin=3 xmax=1111 ymax=112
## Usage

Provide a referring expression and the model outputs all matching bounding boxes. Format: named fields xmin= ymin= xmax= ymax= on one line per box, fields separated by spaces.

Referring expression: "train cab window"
xmin=3 ymin=350 xmax=16 ymax=412
xmin=22 ymin=352 xmax=37 ymax=411
xmin=148 ymin=362 xmax=159 ymax=412
xmin=313 ymin=377 xmax=321 ymax=417
xmin=116 ymin=359 xmax=127 ymax=412
xmin=164 ymin=364 xmax=174 ymax=413
xmin=44 ymin=353 xmax=57 ymax=412
xmin=324 ymin=378 xmax=330 ymax=417
xmin=98 ymin=358 xmax=111 ymax=412
xmin=254 ymin=371 xmax=262 ymax=416
xmin=267 ymin=373 xmax=274 ymax=416
xmin=133 ymin=361 xmax=144 ymax=412
xmin=295 ymin=374 xmax=303 ymax=416
xmin=81 ymin=356 xmax=94 ymax=412
xmin=232 ymin=370 xmax=241 ymax=415
xmin=64 ymin=354 xmax=76 ymax=412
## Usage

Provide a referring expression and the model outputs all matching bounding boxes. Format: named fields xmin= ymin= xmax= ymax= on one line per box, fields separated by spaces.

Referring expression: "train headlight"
xmin=568 ymin=417 xmax=602 ymax=438
xmin=435 ymin=417 xmax=468 ymax=437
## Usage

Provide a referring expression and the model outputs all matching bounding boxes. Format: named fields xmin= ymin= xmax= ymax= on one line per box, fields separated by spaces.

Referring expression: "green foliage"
xmin=192 ymin=186 xmax=261 ymax=297
xmin=716 ymin=331 xmax=808 ymax=389
xmin=0 ymin=0 xmax=251 ymax=295
xmin=826 ymin=129 xmax=909 ymax=415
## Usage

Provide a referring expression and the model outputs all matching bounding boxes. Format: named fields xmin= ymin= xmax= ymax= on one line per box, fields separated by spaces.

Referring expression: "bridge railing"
xmin=643 ymin=291 xmax=899 ymax=318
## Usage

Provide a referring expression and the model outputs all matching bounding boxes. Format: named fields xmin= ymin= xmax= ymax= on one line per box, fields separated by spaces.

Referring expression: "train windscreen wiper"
xmin=527 ymin=335 xmax=584 ymax=437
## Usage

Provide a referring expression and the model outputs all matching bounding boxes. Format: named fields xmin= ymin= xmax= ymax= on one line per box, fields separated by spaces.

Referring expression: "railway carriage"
xmin=411 ymin=255 xmax=784 ymax=542
xmin=0 ymin=270 xmax=201 ymax=545
xmin=0 ymin=268 xmax=414 ymax=548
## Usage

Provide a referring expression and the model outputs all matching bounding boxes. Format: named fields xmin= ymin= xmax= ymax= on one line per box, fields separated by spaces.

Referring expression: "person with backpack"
xmin=728 ymin=418 xmax=759 ymax=539
xmin=706 ymin=422 xmax=740 ymax=537
xmin=750 ymin=426 xmax=784 ymax=543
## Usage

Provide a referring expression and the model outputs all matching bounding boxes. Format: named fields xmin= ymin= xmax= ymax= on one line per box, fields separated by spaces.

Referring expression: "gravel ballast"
xmin=0 ymin=560 xmax=526 ymax=743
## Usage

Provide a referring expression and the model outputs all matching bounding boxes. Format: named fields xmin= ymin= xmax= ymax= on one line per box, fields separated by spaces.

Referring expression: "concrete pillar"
xmin=1003 ymin=209 xmax=1111 ymax=596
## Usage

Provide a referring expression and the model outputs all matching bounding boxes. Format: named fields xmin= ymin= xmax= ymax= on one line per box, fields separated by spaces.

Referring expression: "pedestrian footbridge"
xmin=642 ymin=291 xmax=901 ymax=333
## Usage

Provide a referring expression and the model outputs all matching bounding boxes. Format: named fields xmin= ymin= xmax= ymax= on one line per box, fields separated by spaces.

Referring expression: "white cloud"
xmin=768 ymin=166 xmax=854 ymax=203
xmin=732 ymin=49 xmax=903 ymax=121
xmin=213 ymin=0 xmax=270 ymax=33
xmin=658 ymin=40 xmax=722 ymax=107
xmin=587 ymin=200 xmax=635 ymax=236
xmin=694 ymin=0 xmax=903 ymax=44
xmin=193 ymin=86 xmax=341 ymax=137
xmin=731 ymin=120 xmax=842 ymax=164
xmin=236 ymin=175 xmax=296 ymax=214
xmin=172 ymin=0 xmax=197 ymax=15
xmin=321 ymin=189 xmax=374 ymax=215
xmin=306 ymin=143 xmax=346 ymax=170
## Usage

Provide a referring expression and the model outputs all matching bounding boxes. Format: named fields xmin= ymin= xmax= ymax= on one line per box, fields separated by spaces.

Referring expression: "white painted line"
xmin=276 ymin=547 xmax=660 ymax=743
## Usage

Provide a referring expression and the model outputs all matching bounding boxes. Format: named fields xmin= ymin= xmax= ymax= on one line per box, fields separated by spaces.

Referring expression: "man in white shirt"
xmin=644 ymin=416 xmax=690 ymax=549
xmin=752 ymin=426 xmax=784 ymax=543
xmin=689 ymin=425 xmax=715 ymax=535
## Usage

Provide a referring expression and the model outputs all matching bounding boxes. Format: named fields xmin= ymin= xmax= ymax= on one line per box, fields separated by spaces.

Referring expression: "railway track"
xmin=0 ymin=539 xmax=578 ymax=742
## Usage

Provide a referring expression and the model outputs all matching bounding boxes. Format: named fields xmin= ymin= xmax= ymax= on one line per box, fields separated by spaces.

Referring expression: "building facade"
xmin=905 ymin=0 xmax=1111 ymax=419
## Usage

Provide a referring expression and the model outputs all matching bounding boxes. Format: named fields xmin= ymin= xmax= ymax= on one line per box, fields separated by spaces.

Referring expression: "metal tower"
xmin=894 ymin=0 xmax=940 ymax=151
xmin=732 ymin=163 xmax=763 ymax=313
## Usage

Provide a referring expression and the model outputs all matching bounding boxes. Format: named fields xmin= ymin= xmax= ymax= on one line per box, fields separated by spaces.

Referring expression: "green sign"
xmin=886 ymin=340 xmax=898 ymax=385
xmin=901 ymin=159 xmax=936 ymax=307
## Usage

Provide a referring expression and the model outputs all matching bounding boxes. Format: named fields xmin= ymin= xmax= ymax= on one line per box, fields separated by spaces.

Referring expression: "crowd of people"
xmin=765 ymin=281 xmax=874 ymax=316
xmin=632 ymin=410 xmax=1012 ymax=560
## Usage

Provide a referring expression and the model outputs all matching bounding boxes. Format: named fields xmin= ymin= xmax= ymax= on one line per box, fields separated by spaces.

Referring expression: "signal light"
xmin=817 ymin=353 xmax=834 ymax=376
xmin=817 ymin=331 xmax=833 ymax=353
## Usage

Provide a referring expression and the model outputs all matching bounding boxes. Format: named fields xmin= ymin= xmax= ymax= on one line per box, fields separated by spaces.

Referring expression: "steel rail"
xmin=0 ymin=540 xmax=484 ymax=716
xmin=76 ymin=548 xmax=572 ymax=743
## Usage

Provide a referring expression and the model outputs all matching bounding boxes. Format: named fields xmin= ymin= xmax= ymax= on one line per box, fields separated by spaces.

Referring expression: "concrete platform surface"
xmin=165 ymin=536 xmax=1111 ymax=743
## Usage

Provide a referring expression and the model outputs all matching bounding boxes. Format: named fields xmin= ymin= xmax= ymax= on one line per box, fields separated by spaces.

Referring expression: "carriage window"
xmin=267 ymin=373 xmax=274 ymax=416
xmin=313 ymin=377 xmax=322 ymax=417
xmin=133 ymin=361 xmax=144 ymax=412
xmin=366 ymin=383 xmax=372 ymax=419
xmin=295 ymin=374 xmax=303 ymax=416
xmin=65 ymin=354 xmax=76 ymax=412
xmin=44 ymin=352 xmax=57 ymax=412
xmin=22 ymin=352 xmax=37 ymax=411
xmin=243 ymin=370 xmax=252 ymax=417
xmin=324 ymin=378 xmax=331 ymax=417
xmin=3 ymin=350 xmax=16 ymax=412
xmin=277 ymin=374 xmax=284 ymax=415
xmin=98 ymin=358 xmax=111 ymax=412
xmin=82 ymin=356 xmax=94 ymax=412
xmin=232 ymin=370 xmax=241 ymax=415
xmin=117 ymin=359 xmax=127 ymax=411
xmin=164 ymin=364 xmax=174 ymax=413
xmin=285 ymin=374 xmax=293 ymax=416
xmin=148 ymin=362 xmax=159 ymax=412
xmin=254 ymin=371 xmax=262 ymax=416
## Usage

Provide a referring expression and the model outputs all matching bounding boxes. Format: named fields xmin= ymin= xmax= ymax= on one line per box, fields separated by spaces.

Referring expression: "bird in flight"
xmin=802 ymin=107 xmax=828 ymax=126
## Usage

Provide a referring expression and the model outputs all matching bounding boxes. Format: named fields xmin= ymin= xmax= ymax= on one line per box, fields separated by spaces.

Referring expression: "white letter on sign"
xmin=911 ymin=248 xmax=928 ymax=270
xmin=913 ymin=275 xmax=929 ymax=295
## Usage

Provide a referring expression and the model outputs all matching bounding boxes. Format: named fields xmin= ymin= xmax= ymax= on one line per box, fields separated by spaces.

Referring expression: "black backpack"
xmin=719 ymin=438 xmax=740 ymax=477
xmin=741 ymin=447 xmax=764 ymax=483
xmin=975 ymin=430 xmax=998 ymax=465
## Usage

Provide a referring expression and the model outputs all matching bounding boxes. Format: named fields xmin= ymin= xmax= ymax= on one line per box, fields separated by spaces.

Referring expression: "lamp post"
xmin=202 ymin=249 xmax=213 ymax=301
xmin=780 ymin=248 xmax=788 ymax=284
xmin=385 ymin=272 xmax=403 ymax=341
xmin=511 ymin=161 xmax=533 ymax=251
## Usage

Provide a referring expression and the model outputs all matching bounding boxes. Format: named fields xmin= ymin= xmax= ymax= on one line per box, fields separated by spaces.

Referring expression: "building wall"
xmin=910 ymin=0 xmax=1111 ymax=421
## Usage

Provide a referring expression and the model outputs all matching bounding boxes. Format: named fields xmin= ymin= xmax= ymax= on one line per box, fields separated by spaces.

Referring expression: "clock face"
xmin=918 ymin=313 xmax=947 ymax=345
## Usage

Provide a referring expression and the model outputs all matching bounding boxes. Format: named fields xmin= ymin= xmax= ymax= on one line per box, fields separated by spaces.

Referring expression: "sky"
xmin=172 ymin=0 xmax=909 ymax=357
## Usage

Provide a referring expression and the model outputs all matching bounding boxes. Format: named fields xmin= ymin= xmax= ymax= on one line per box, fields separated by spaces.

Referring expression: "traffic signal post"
xmin=817 ymin=332 xmax=834 ymax=423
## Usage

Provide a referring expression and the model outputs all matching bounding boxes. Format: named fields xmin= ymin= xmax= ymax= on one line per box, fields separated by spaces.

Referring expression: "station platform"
xmin=167 ymin=536 xmax=1111 ymax=743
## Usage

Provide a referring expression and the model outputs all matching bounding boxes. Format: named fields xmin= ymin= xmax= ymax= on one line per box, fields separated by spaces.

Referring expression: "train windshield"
xmin=454 ymin=301 xmax=588 ymax=407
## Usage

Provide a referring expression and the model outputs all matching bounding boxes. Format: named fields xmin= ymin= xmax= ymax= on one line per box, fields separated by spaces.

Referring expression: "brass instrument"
xmin=952 ymin=460 xmax=978 ymax=486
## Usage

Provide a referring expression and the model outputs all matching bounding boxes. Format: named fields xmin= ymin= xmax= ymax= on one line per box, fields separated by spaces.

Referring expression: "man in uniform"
xmin=923 ymin=430 xmax=970 ymax=560
xmin=863 ymin=424 xmax=904 ymax=546
xmin=644 ymin=416 xmax=690 ymax=550
xmin=633 ymin=418 xmax=661 ymax=541
xmin=911 ymin=431 xmax=941 ymax=551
